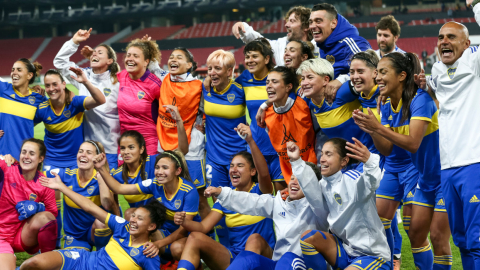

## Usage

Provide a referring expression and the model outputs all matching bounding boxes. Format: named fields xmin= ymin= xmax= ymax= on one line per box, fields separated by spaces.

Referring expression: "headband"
xmin=163 ymin=152 xmax=180 ymax=165
xmin=86 ymin=140 xmax=101 ymax=154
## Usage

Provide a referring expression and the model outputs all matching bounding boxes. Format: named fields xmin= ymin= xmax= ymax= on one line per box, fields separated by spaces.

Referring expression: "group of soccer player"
xmin=0 ymin=0 xmax=479 ymax=269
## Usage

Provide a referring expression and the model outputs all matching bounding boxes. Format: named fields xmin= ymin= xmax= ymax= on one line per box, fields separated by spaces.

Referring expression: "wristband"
xmin=260 ymin=102 xmax=269 ymax=110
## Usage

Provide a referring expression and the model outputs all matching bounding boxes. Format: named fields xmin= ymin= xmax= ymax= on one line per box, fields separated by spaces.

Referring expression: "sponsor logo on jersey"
xmin=248 ymin=79 xmax=253 ymax=82
xmin=355 ymin=260 xmax=362 ymax=264
xmin=10 ymin=94 xmax=15 ymax=99
xmin=388 ymin=115 xmax=393 ymax=120
xmin=104 ymin=88 xmax=111 ymax=97
xmin=437 ymin=199 xmax=445 ymax=206
xmin=29 ymin=193 xmax=37 ymax=201
xmin=175 ymin=199 xmax=181 ymax=209
xmin=28 ymin=205 xmax=34 ymax=211
xmin=157 ymin=197 xmax=162 ymax=202
xmin=172 ymin=97 xmax=177 ymax=106
xmin=63 ymin=110 xmax=71 ymax=118
xmin=326 ymin=55 xmax=335 ymax=65
xmin=115 ymin=216 xmax=126 ymax=223
xmin=281 ymin=124 xmax=297 ymax=145
xmin=87 ymin=186 xmax=95 ymax=195
xmin=130 ymin=247 xmax=139 ymax=257
xmin=407 ymin=191 xmax=414 ymax=198
xmin=334 ymin=193 xmax=342 ymax=205
xmin=194 ymin=179 xmax=200 ymax=185
xmin=10 ymin=183 xmax=16 ymax=189
xmin=447 ymin=68 xmax=457 ymax=80
xmin=47 ymin=116 xmax=52 ymax=121
xmin=278 ymin=211 xmax=286 ymax=218
xmin=291 ymin=258 xmax=307 ymax=269
xmin=137 ymin=91 xmax=145 ymax=100
xmin=470 ymin=195 xmax=480 ymax=203
xmin=227 ymin=94 xmax=235 ymax=103
xmin=142 ymin=179 xmax=152 ymax=187
xmin=29 ymin=96 xmax=36 ymax=104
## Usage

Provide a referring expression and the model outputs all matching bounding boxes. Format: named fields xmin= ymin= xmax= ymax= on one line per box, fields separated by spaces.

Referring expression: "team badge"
xmin=137 ymin=91 xmax=145 ymax=100
xmin=130 ymin=247 xmax=139 ymax=257
xmin=174 ymin=199 xmax=181 ymax=209
xmin=326 ymin=55 xmax=335 ymax=65
xmin=87 ymin=186 xmax=95 ymax=195
xmin=281 ymin=124 xmax=297 ymax=145
xmin=334 ymin=193 xmax=342 ymax=205
xmin=64 ymin=251 xmax=72 ymax=258
xmin=29 ymin=96 xmax=36 ymax=104
xmin=65 ymin=236 xmax=74 ymax=245
xmin=313 ymin=52 xmax=320 ymax=58
xmin=142 ymin=179 xmax=152 ymax=187
xmin=227 ymin=94 xmax=235 ymax=103
xmin=115 ymin=216 xmax=126 ymax=223
xmin=447 ymin=68 xmax=457 ymax=80
xmin=104 ymin=88 xmax=111 ymax=97
xmin=29 ymin=193 xmax=37 ymax=201
xmin=63 ymin=110 xmax=71 ymax=118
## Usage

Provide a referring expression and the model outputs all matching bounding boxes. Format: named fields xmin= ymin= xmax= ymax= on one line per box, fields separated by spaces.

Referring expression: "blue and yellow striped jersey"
xmin=136 ymin=177 xmax=200 ymax=234
xmin=381 ymin=89 xmax=441 ymax=192
xmin=112 ymin=155 xmax=157 ymax=208
xmin=308 ymin=81 xmax=379 ymax=156
xmin=45 ymin=167 xmax=101 ymax=240
xmin=358 ymin=85 xmax=381 ymax=122
xmin=235 ymin=70 xmax=277 ymax=156
xmin=89 ymin=213 xmax=160 ymax=269
xmin=212 ymin=183 xmax=275 ymax=254
xmin=35 ymin=96 xmax=87 ymax=167
xmin=204 ymin=80 xmax=247 ymax=165
xmin=0 ymin=82 xmax=47 ymax=159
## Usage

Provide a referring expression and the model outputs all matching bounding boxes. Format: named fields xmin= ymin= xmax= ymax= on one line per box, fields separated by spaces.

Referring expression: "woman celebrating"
xmin=174 ymin=124 xmax=275 ymax=270
xmin=0 ymin=138 xmax=57 ymax=270
xmin=353 ymin=52 xmax=452 ymax=270
xmin=20 ymin=176 xmax=165 ymax=270
xmin=0 ymin=59 xmax=46 ymax=160
xmin=263 ymin=66 xmax=317 ymax=183
xmin=54 ymin=28 xmax=121 ymax=168
xmin=96 ymin=149 xmax=199 ymax=262
xmin=44 ymin=140 xmax=119 ymax=251
xmin=117 ymin=39 xmax=162 ymax=155
xmin=289 ymin=139 xmax=391 ymax=270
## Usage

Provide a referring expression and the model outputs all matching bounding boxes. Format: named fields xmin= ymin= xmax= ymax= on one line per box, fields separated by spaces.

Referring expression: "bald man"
xmin=426 ymin=0 xmax=480 ymax=269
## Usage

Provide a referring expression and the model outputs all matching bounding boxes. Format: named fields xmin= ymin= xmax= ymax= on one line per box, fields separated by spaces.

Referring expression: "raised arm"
xmin=235 ymin=123 xmax=273 ymax=194
xmin=40 ymin=172 xmax=108 ymax=223
xmin=69 ymin=67 xmax=106 ymax=110
xmin=215 ymin=186 xmax=275 ymax=218
xmin=164 ymin=105 xmax=188 ymax=155
xmin=232 ymin=22 xmax=263 ymax=42
xmin=96 ymin=172 xmax=121 ymax=216
xmin=93 ymin=153 xmax=141 ymax=195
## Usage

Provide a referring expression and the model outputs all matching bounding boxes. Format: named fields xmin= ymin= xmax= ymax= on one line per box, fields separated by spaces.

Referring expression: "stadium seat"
xmin=122 ymin=25 xmax=186 ymax=42
xmin=175 ymin=21 xmax=269 ymax=39
xmin=369 ymin=36 xmax=438 ymax=57
xmin=0 ymin=37 xmax=45 ymax=76
xmin=262 ymin=20 xmax=286 ymax=34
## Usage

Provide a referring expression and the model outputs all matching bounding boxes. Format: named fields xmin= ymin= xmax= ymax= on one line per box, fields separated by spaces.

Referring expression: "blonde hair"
xmin=297 ymin=58 xmax=334 ymax=80
xmin=206 ymin=49 xmax=236 ymax=76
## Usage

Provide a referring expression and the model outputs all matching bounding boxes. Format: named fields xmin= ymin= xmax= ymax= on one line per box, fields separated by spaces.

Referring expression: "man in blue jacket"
xmin=310 ymin=3 xmax=371 ymax=80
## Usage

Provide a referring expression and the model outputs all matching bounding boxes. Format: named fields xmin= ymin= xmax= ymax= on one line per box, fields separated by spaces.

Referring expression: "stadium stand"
xmin=353 ymin=21 xmax=404 ymax=28
xmin=121 ymin=25 xmax=186 ymax=42
xmin=174 ymin=21 xmax=269 ymax=39
xmin=262 ymin=20 xmax=286 ymax=34
xmin=409 ymin=17 xmax=475 ymax=25
xmin=369 ymin=36 xmax=438 ymax=56
xmin=0 ymin=37 xmax=44 ymax=76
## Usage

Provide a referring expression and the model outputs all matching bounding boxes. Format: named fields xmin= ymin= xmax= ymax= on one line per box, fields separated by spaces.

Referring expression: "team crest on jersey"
xmin=63 ymin=110 xmax=71 ymax=118
xmin=174 ymin=199 xmax=181 ymax=209
xmin=227 ymin=94 xmax=235 ymax=103
xmin=87 ymin=186 xmax=95 ymax=195
xmin=103 ymin=88 xmax=111 ymax=97
xmin=64 ymin=251 xmax=72 ymax=258
xmin=281 ymin=124 xmax=297 ymax=145
xmin=65 ymin=236 xmax=74 ymax=245
xmin=447 ymin=68 xmax=457 ymax=80
xmin=326 ymin=55 xmax=335 ymax=65
xmin=137 ymin=91 xmax=145 ymax=100
xmin=29 ymin=96 xmax=36 ymax=104
xmin=130 ymin=247 xmax=139 ymax=257
xmin=313 ymin=52 xmax=320 ymax=58
xmin=334 ymin=193 xmax=342 ymax=205
xmin=29 ymin=193 xmax=37 ymax=201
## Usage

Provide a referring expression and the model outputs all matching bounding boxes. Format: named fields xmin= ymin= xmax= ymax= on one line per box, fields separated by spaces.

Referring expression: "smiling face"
xmin=244 ymin=50 xmax=269 ymax=76
xmin=438 ymin=22 xmax=470 ymax=66
xmin=207 ymin=59 xmax=232 ymax=88
xmin=125 ymin=47 xmax=149 ymax=77
xmin=266 ymin=71 xmax=292 ymax=105
xmin=319 ymin=141 xmax=348 ymax=177
xmin=119 ymin=136 xmax=144 ymax=165
xmin=11 ymin=61 xmax=32 ymax=88
xmin=154 ymin=157 xmax=181 ymax=185
xmin=229 ymin=155 xmax=256 ymax=188
xmin=77 ymin=142 xmax=97 ymax=170
xmin=168 ymin=50 xmax=193 ymax=76
xmin=377 ymin=28 xmax=397 ymax=55
xmin=350 ymin=59 xmax=377 ymax=94
xmin=284 ymin=41 xmax=307 ymax=69
xmin=376 ymin=58 xmax=405 ymax=97
xmin=285 ymin=13 xmax=306 ymax=41
xmin=44 ymin=74 xmax=66 ymax=101
xmin=129 ymin=207 xmax=156 ymax=236
xmin=90 ymin=46 xmax=114 ymax=70
xmin=288 ymin=175 xmax=305 ymax=200
xmin=19 ymin=142 xmax=43 ymax=172
xmin=301 ymin=69 xmax=329 ymax=98
xmin=309 ymin=10 xmax=337 ymax=44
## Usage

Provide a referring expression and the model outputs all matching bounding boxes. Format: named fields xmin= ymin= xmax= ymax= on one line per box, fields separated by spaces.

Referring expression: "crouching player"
xmin=288 ymin=139 xmax=391 ymax=270
xmin=204 ymin=126 xmax=329 ymax=270
xmin=19 ymin=171 xmax=164 ymax=270
xmin=0 ymin=139 xmax=58 ymax=270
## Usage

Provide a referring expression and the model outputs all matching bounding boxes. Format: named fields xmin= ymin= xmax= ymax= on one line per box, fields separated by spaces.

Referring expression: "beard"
xmin=379 ymin=42 xmax=395 ymax=54
xmin=287 ymin=30 xmax=304 ymax=41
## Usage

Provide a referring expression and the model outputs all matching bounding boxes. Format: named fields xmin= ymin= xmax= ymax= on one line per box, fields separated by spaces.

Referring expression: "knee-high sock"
xmin=38 ymin=220 xmax=58 ymax=253
xmin=403 ymin=215 xmax=411 ymax=236
xmin=56 ymin=199 xmax=62 ymax=248
xmin=215 ymin=216 xmax=230 ymax=248
xmin=391 ymin=214 xmax=403 ymax=258
xmin=300 ymin=232 xmax=327 ymax=270
xmin=412 ymin=242 xmax=433 ymax=270
xmin=459 ymin=248 xmax=475 ymax=270
xmin=380 ymin=217 xmax=394 ymax=267
xmin=177 ymin=260 xmax=196 ymax=270
xmin=433 ymin=255 xmax=452 ymax=270
xmin=94 ymin=228 xmax=112 ymax=250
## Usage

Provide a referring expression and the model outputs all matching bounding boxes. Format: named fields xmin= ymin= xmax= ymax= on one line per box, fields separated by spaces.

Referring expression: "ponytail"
xmin=118 ymin=131 xmax=148 ymax=183
xmin=44 ymin=69 xmax=73 ymax=105
xmin=96 ymin=44 xmax=120 ymax=84
xmin=17 ymin=58 xmax=42 ymax=84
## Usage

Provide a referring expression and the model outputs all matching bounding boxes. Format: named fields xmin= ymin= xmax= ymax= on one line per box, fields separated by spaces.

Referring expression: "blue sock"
xmin=56 ymin=199 xmax=62 ymax=248
xmin=215 ymin=216 xmax=230 ymax=248
xmin=300 ymin=234 xmax=327 ymax=270
xmin=433 ymin=255 xmax=452 ymax=270
xmin=403 ymin=215 xmax=411 ymax=236
xmin=470 ymin=248 xmax=480 ymax=270
xmin=380 ymin=217 xmax=394 ymax=268
xmin=459 ymin=248 xmax=475 ymax=269
xmin=94 ymin=228 xmax=112 ymax=250
xmin=177 ymin=260 xmax=196 ymax=270
xmin=228 ymin=250 xmax=276 ymax=270
xmin=392 ymin=215 xmax=403 ymax=257
xmin=412 ymin=242 xmax=433 ymax=270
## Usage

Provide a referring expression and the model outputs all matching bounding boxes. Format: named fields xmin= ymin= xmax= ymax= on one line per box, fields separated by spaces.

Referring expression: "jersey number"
xmin=206 ymin=164 xmax=213 ymax=180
